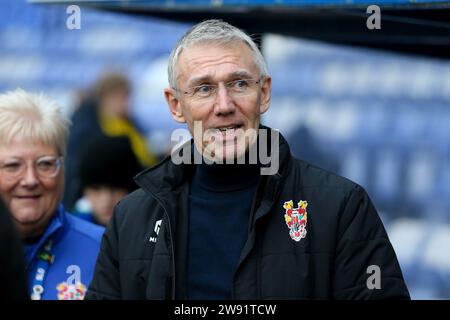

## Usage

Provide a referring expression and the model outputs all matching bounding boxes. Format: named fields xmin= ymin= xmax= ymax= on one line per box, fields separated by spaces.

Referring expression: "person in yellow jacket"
xmin=96 ymin=72 xmax=158 ymax=168
xmin=64 ymin=72 xmax=158 ymax=209
xmin=99 ymin=111 xmax=157 ymax=168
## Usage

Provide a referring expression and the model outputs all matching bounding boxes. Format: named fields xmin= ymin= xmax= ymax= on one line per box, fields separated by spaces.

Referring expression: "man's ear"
xmin=259 ymin=76 xmax=272 ymax=114
xmin=164 ymin=88 xmax=186 ymax=123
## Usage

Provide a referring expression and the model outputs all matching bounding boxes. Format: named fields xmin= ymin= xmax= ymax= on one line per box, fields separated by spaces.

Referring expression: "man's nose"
xmin=20 ymin=164 xmax=39 ymax=187
xmin=213 ymin=83 xmax=235 ymax=116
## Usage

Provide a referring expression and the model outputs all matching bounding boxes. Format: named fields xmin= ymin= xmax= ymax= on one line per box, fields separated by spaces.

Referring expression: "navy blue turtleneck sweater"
xmin=187 ymin=162 xmax=260 ymax=300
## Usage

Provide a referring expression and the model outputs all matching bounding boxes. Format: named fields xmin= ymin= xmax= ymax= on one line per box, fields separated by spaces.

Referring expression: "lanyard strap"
xmin=30 ymin=239 xmax=55 ymax=300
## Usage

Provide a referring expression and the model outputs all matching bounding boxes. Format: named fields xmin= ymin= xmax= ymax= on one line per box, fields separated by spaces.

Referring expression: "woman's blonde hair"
xmin=0 ymin=89 xmax=71 ymax=156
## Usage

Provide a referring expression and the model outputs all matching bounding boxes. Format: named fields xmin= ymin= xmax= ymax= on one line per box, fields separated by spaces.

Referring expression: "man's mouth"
xmin=213 ymin=124 xmax=243 ymax=132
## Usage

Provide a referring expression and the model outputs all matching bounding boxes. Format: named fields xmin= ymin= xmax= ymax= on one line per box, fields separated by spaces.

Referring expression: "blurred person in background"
xmin=87 ymin=20 xmax=409 ymax=300
xmin=0 ymin=89 xmax=104 ymax=300
xmin=73 ymin=135 xmax=143 ymax=226
xmin=0 ymin=198 xmax=28 ymax=300
xmin=64 ymin=72 xmax=159 ymax=210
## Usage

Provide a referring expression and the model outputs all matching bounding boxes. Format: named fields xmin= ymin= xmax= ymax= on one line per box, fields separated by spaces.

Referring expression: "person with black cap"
xmin=73 ymin=135 xmax=143 ymax=226
xmin=64 ymin=72 xmax=159 ymax=211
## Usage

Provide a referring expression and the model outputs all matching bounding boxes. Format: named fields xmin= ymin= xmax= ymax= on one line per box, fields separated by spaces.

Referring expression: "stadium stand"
xmin=1 ymin=0 xmax=449 ymax=299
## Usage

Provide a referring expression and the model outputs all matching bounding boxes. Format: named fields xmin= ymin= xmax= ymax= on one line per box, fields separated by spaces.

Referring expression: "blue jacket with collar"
xmin=25 ymin=204 xmax=104 ymax=300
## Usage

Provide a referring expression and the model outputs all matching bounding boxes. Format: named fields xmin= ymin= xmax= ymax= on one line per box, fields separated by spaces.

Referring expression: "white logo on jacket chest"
xmin=149 ymin=219 xmax=162 ymax=243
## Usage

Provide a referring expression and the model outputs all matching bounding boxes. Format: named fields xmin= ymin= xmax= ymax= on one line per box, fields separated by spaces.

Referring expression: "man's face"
xmin=164 ymin=41 xmax=271 ymax=161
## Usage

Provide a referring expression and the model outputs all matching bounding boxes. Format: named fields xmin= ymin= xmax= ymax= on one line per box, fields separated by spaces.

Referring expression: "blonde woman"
xmin=0 ymin=89 xmax=104 ymax=300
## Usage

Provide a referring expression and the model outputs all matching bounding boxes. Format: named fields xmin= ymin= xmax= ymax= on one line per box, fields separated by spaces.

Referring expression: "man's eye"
xmin=232 ymin=80 xmax=249 ymax=89
xmin=194 ymin=85 xmax=213 ymax=95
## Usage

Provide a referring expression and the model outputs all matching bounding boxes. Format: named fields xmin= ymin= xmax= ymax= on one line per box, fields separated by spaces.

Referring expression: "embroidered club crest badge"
xmin=283 ymin=200 xmax=308 ymax=242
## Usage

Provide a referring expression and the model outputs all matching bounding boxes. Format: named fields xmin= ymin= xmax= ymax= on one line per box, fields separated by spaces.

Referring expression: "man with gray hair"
xmin=87 ymin=19 xmax=409 ymax=300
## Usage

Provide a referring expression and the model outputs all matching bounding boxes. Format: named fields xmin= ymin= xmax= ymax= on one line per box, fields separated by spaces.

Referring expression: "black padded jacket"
xmin=86 ymin=128 xmax=410 ymax=300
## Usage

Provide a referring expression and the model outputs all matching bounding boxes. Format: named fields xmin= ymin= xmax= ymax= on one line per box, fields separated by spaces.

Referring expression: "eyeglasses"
xmin=178 ymin=78 xmax=261 ymax=101
xmin=0 ymin=156 xmax=63 ymax=180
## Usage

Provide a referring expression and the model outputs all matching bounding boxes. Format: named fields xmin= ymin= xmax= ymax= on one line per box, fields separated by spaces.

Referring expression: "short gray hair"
xmin=168 ymin=19 xmax=268 ymax=89
xmin=0 ymin=89 xmax=71 ymax=156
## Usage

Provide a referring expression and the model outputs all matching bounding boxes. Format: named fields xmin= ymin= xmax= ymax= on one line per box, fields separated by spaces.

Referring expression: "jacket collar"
xmin=134 ymin=125 xmax=293 ymax=202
